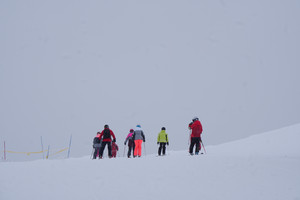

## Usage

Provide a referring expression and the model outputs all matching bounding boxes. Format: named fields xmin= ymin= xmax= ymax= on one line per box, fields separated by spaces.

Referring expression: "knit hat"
xmin=136 ymin=125 xmax=141 ymax=128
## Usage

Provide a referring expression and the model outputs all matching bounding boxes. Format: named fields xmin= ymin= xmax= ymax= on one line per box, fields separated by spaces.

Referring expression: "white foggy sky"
xmin=0 ymin=0 xmax=300 ymax=159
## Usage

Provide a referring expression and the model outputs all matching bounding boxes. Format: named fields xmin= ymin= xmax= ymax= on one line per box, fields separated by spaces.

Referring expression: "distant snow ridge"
xmin=207 ymin=123 xmax=300 ymax=157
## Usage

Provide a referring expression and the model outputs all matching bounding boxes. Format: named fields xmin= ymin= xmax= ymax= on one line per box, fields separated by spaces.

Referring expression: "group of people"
xmin=92 ymin=117 xmax=203 ymax=159
xmin=92 ymin=124 xmax=118 ymax=159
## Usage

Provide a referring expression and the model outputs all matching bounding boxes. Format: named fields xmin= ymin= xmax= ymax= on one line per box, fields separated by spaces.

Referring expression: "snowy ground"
xmin=1 ymin=124 xmax=300 ymax=200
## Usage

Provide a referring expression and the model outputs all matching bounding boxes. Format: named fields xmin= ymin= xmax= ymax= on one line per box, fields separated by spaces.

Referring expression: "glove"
xmin=143 ymin=140 xmax=145 ymax=142
xmin=157 ymin=142 xmax=159 ymax=145
xmin=113 ymin=139 xmax=116 ymax=143
xmin=189 ymin=122 xmax=193 ymax=126
xmin=167 ymin=142 xmax=169 ymax=145
xmin=124 ymin=142 xmax=126 ymax=145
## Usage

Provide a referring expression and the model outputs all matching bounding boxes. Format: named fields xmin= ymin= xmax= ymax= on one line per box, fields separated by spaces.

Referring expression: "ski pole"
xmin=200 ymin=140 xmax=207 ymax=154
xmin=157 ymin=143 xmax=160 ymax=156
xmin=41 ymin=136 xmax=44 ymax=159
xmin=46 ymin=145 xmax=50 ymax=159
xmin=123 ymin=145 xmax=126 ymax=157
xmin=4 ymin=141 xmax=6 ymax=161
xmin=188 ymin=130 xmax=191 ymax=145
xmin=165 ymin=143 xmax=167 ymax=156
xmin=90 ymin=148 xmax=94 ymax=159
xmin=188 ymin=129 xmax=191 ymax=153
xmin=67 ymin=135 xmax=72 ymax=158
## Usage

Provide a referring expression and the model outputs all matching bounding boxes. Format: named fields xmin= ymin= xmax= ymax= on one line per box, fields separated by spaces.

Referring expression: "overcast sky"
xmin=1 ymin=0 xmax=300 ymax=160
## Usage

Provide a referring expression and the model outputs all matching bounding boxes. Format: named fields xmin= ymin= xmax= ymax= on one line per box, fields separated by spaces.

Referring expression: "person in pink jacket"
xmin=124 ymin=129 xmax=135 ymax=158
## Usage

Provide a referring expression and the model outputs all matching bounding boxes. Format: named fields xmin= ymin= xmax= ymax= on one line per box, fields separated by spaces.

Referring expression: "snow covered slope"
xmin=1 ymin=124 xmax=299 ymax=200
xmin=207 ymin=123 xmax=300 ymax=157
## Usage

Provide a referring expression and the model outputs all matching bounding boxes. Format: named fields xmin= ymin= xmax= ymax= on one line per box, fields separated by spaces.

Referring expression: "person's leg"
xmin=135 ymin=140 xmax=142 ymax=157
xmin=139 ymin=140 xmax=143 ymax=157
xmin=162 ymin=143 xmax=166 ymax=155
xmin=198 ymin=142 xmax=201 ymax=152
xmin=128 ymin=145 xmax=132 ymax=158
xmin=111 ymin=149 xmax=115 ymax=157
xmin=99 ymin=142 xmax=106 ymax=158
xmin=158 ymin=143 xmax=162 ymax=156
xmin=195 ymin=137 xmax=200 ymax=154
xmin=107 ymin=142 xmax=112 ymax=157
xmin=127 ymin=146 xmax=130 ymax=158
xmin=93 ymin=148 xmax=97 ymax=159
xmin=96 ymin=147 xmax=100 ymax=158
xmin=134 ymin=140 xmax=138 ymax=157
xmin=189 ymin=138 xmax=196 ymax=154
xmin=133 ymin=143 xmax=135 ymax=156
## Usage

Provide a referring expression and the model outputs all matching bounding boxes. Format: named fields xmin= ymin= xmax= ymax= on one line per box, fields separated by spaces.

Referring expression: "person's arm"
xmin=99 ymin=131 xmax=104 ymax=140
xmin=111 ymin=130 xmax=116 ymax=142
xmin=189 ymin=122 xmax=195 ymax=129
xmin=124 ymin=135 xmax=129 ymax=145
xmin=132 ymin=132 xmax=136 ymax=141
xmin=142 ymin=131 xmax=145 ymax=142
xmin=199 ymin=122 xmax=203 ymax=134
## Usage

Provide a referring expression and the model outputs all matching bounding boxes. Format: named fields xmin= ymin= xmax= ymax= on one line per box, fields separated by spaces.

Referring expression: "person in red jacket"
xmin=188 ymin=117 xmax=203 ymax=155
xmin=98 ymin=124 xmax=116 ymax=158
xmin=111 ymin=141 xmax=119 ymax=158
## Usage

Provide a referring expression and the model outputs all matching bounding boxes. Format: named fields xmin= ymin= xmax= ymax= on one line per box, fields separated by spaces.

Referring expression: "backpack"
xmin=128 ymin=136 xmax=134 ymax=146
xmin=103 ymin=129 xmax=111 ymax=139
xmin=93 ymin=137 xmax=100 ymax=144
xmin=93 ymin=137 xmax=101 ymax=148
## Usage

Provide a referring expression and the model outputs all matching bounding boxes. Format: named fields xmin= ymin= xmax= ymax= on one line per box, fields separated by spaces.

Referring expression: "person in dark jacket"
xmin=188 ymin=117 xmax=203 ymax=155
xmin=93 ymin=132 xmax=102 ymax=159
xmin=124 ymin=129 xmax=135 ymax=158
xmin=98 ymin=125 xmax=116 ymax=158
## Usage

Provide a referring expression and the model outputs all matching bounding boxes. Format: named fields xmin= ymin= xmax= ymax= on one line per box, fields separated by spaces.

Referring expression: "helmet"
xmin=130 ymin=129 xmax=134 ymax=132
xmin=104 ymin=124 xmax=109 ymax=129
xmin=192 ymin=117 xmax=199 ymax=122
xmin=161 ymin=127 xmax=166 ymax=130
xmin=136 ymin=125 xmax=141 ymax=128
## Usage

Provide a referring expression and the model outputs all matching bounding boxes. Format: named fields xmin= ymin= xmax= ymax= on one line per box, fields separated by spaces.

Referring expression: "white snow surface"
xmin=1 ymin=124 xmax=300 ymax=200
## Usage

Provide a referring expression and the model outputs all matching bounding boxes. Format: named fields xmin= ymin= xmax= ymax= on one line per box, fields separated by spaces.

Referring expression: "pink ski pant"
xmin=134 ymin=140 xmax=143 ymax=157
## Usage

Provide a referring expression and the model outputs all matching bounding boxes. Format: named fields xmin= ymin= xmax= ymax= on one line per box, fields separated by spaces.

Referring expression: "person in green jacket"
xmin=157 ymin=127 xmax=169 ymax=156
